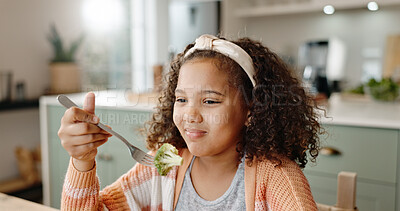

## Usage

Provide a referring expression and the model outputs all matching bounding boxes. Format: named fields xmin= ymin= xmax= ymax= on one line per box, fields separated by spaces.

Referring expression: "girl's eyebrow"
xmin=174 ymin=89 xmax=225 ymax=97
xmin=175 ymin=89 xmax=185 ymax=94
xmin=202 ymin=90 xmax=225 ymax=97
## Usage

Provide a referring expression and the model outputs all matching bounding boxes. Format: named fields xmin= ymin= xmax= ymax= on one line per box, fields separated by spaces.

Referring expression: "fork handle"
xmin=57 ymin=95 xmax=133 ymax=147
xmin=57 ymin=94 xmax=80 ymax=109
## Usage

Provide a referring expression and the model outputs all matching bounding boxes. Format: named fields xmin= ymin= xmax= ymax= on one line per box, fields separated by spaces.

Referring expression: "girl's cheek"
xmin=172 ymin=112 xmax=182 ymax=127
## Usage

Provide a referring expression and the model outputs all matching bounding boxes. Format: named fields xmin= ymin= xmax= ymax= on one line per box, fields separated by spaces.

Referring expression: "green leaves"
xmin=366 ymin=78 xmax=399 ymax=101
xmin=47 ymin=24 xmax=84 ymax=63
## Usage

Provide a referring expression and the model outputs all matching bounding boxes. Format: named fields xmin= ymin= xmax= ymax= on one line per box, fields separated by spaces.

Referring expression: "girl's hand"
xmin=58 ymin=92 xmax=111 ymax=171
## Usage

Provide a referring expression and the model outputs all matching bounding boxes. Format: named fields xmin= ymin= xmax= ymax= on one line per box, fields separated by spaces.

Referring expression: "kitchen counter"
xmin=41 ymin=90 xmax=400 ymax=129
xmin=320 ymin=93 xmax=400 ymax=129
xmin=0 ymin=192 xmax=58 ymax=211
xmin=40 ymin=90 xmax=158 ymax=112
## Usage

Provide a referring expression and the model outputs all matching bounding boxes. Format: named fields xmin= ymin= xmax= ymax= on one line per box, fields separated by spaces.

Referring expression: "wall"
xmin=0 ymin=0 xmax=170 ymax=183
xmin=156 ymin=0 xmax=170 ymax=65
xmin=0 ymin=0 xmax=85 ymax=100
xmin=0 ymin=0 xmax=84 ymax=183
xmin=222 ymin=1 xmax=400 ymax=88
xmin=169 ymin=1 xmax=219 ymax=54
xmin=0 ymin=109 xmax=40 ymax=181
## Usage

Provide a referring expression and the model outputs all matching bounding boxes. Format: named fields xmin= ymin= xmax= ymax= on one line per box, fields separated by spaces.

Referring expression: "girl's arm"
xmin=61 ymin=159 xmax=131 ymax=211
xmin=61 ymin=153 xmax=174 ymax=211
xmin=58 ymin=92 xmax=115 ymax=210
xmin=61 ymin=159 xmax=103 ymax=210
xmin=258 ymin=157 xmax=318 ymax=211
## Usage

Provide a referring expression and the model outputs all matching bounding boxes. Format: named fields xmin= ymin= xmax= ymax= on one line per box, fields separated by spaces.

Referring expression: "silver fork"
xmin=57 ymin=95 xmax=155 ymax=168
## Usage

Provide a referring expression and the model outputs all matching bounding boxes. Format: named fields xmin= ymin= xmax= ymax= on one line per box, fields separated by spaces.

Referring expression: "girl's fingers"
xmin=62 ymin=107 xmax=99 ymax=125
xmin=74 ymin=149 xmax=98 ymax=164
xmin=83 ymin=92 xmax=96 ymax=114
xmin=67 ymin=122 xmax=110 ymax=136
xmin=69 ymin=140 xmax=108 ymax=159
xmin=69 ymin=133 xmax=112 ymax=146
xmin=72 ymin=139 xmax=108 ymax=155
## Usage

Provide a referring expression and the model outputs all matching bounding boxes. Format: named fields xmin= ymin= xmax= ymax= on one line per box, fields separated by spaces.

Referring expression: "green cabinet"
xmin=44 ymin=105 xmax=152 ymax=208
xmin=304 ymin=125 xmax=399 ymax=211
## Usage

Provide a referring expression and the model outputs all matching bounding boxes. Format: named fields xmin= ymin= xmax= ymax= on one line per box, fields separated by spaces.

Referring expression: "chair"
xmin=317 ymin=171 xmax=358 ymax=211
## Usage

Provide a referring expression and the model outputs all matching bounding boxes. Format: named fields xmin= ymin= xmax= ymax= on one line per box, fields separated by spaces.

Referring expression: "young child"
xmin=58 ymin=34 xmax=321 ymax=210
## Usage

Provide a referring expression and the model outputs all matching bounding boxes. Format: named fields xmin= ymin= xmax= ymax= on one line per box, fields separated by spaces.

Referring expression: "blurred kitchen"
xmin=1 ymin=0 xmax=400 ymax=210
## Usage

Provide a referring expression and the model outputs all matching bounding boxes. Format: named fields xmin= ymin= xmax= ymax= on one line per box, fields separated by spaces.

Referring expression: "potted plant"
xmin=47 ymin=24 xmax=84 ymax=94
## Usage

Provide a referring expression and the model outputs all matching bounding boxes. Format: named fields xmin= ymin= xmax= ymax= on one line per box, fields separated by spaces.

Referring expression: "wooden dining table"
xmin=0 ymin=192 xmax=58 ymax=211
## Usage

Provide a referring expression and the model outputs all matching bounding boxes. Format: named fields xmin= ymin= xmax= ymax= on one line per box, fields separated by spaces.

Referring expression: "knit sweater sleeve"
xmin=61 ymin=156 xmax=176 ymax=211
xmin=256 ymin=157 xmax=318 ymax=211
xmin=61 ymin=159 xmax=102 ymax=210
xmin=61 ymin=158 xmax=130 ymax=211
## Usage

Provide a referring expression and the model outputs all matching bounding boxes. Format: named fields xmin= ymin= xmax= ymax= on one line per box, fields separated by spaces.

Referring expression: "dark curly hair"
xmin=145 ymin=36 xmax=321 ymax=168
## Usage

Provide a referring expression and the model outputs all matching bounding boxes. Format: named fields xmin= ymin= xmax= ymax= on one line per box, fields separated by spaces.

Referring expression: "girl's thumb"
xmin=83 ymin=92 xmax=96 ymax=114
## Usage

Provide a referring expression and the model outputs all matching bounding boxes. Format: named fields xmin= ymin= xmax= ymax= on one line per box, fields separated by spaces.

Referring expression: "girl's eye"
xmin=204 ymin=100 xmax=221 ymax=104
xmin=176 ymin=98 xmax=187 ymax=103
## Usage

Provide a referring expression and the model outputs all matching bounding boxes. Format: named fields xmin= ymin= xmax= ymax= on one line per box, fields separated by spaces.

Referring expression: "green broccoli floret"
xmin=154 ymin=143 xmax=183 ymax=176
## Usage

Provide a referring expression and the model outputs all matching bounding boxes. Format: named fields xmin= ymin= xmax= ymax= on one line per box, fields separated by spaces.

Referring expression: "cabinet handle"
xmin=320 ymin=147 xmax=341 ymax=156
xmin=98 ymin=153 xmax=113 ymax=161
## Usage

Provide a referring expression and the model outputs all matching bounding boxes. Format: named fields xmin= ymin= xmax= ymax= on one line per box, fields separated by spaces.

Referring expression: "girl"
xmin=58 ymin=34 xmax=321 ymax=210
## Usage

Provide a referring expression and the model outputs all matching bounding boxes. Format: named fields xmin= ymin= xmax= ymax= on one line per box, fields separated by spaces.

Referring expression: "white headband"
xmin=184 ymin=34 xmax=256 ymax=87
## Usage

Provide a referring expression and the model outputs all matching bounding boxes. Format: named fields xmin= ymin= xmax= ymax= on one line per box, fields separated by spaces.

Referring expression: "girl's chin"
xmin=186 ymin=144 xmax=210 ymax=157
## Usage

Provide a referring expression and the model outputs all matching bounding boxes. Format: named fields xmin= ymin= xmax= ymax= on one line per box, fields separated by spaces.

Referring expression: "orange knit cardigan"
xmin=61 ymin=149 xmax=317 ymax=210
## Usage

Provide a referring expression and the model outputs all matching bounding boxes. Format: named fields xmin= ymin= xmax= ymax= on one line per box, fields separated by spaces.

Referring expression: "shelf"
xmin=0 ymin=99 xmax=39 ymax=111
xmin=235 ymin=0 xmax=400 ymax=18
xmin=235 ymin=2 xmax=323 ymax=17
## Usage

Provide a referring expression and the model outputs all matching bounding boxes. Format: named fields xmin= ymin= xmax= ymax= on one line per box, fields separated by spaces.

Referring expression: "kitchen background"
xmin=1 ymin=0 xmax=400 ymax=210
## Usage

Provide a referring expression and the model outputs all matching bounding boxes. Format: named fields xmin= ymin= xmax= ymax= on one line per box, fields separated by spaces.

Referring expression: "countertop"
xmin=40 ymin=90 xmax=400 ymax=129
xmin=320 ymin=93 xmax=400 ymax=129
xmin=0 ymin=192 xmax=58 ymax=211
xmin=40 ymin=90 xmax=157 ymax=112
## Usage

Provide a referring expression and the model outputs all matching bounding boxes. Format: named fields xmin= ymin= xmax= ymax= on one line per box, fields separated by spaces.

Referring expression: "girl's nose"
xmin=183 ymin=107 xmax=203 ymax=123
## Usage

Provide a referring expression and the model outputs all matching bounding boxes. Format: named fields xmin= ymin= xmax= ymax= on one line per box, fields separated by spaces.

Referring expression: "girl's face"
xmin=173 ymin=58 xmax=248 ymax=158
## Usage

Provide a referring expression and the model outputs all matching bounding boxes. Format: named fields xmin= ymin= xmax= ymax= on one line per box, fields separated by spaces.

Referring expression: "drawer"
xmin=305 ymin=172 xmax=396 ymax=211
xmin=305 ymin=125 xmax=398 ymax=183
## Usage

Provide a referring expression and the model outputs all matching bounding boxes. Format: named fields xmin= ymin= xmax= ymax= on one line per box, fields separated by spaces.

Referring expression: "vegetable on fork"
xmin=154 ymin=143 xmax=183 ymax=176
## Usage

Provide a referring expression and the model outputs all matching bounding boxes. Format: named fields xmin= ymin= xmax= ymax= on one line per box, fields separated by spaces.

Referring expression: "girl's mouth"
xmin=184 ymin=128 xmax=207 ymax=139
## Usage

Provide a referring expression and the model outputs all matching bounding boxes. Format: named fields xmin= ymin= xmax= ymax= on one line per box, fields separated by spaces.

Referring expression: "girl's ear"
xmin=245 ymin=110 xmax=251 ymax=127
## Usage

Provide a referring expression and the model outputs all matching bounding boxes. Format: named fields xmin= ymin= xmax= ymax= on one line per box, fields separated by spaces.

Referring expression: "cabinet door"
xmin=47 ymin=106 xmax=113 ymax=207
xmin=100 ymin=109 xmax=152 ymax=184
xmin=306 ymin=172 xmax=396 ymax=211
xmin=47 ymin=105 xmax=70 ymax=208
xmin=306 ymin=125 xmax=398 ymax=183
xmin=93 ymin=109 xmax=113 ymax=189
xmin=304 ymin=124 xmax=399 ymax=211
